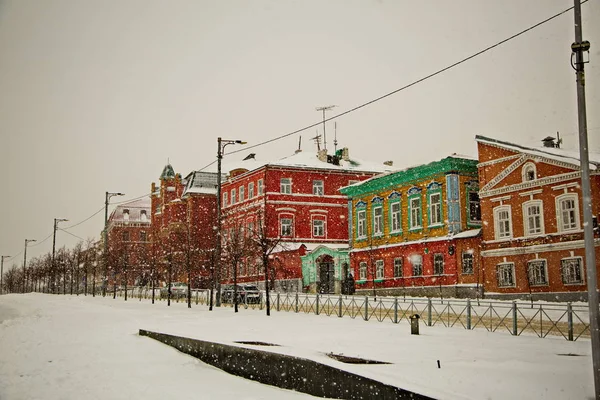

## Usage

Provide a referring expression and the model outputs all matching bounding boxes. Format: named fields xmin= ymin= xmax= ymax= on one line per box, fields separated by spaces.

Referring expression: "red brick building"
xmin=150 ymin=164 xmax=218 ymax=288
xmin=476 ymin=135 xmax=600 ymax=301
xmin=220 ymin=148 xmax=388 ymax=291
xmin=106 ymin=198 xmax=151 ymax=287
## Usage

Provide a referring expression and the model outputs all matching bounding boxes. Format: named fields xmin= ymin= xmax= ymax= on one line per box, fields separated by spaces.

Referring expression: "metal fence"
xmin=114 ymin=288 xmax=591 ymax=341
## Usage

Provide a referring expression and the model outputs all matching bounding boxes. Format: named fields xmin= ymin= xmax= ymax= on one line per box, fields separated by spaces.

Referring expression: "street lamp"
xmin=214 ymin=137 xmax=246 ymax=308
xmin=23 ymin=239 xmax=36 ymax=293
xmin=1 ymin=255 xmax=11 ymax=295
xmin=51 ymin=218 xmax=68 ymax=294
xmin=103 ymin=191 xmax=124 ymax=297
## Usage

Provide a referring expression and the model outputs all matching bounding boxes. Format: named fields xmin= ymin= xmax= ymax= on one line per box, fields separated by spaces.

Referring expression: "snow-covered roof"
xmin=207 ymin=149 xmax=392 ymax=177
xmin=110 ymin=198 xmax=151 ymax=223
xmin=182 ymin=171 xmax=221 ymax=197
xmin=476 ymin=135 xmax=600 ymax=170
xmin=271 ymin=241 xmax=349 ymax=253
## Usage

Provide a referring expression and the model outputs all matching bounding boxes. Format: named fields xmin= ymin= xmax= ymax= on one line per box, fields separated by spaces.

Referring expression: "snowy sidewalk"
xmin=0 ymin=293 xmax=594 ymax=399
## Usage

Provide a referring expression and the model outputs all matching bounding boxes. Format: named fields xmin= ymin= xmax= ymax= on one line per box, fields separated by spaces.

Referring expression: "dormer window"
xmin=522 ymin=163 xmax=537 ymax=182
xmin=123 ymin=209 xmax=130 ymax=221
xmin=140 ymin=210 xmax=148 ymax=222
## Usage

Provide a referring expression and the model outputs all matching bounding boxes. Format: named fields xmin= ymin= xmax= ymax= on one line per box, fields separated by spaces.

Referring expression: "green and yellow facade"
xmin=340 ymin=155 xmax=483 ymax=298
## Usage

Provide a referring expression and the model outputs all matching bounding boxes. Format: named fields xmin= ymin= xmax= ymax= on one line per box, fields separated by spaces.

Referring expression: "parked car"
xmin=221 ymin=284 xmax=262 ymax=304
xmin=160 ymin=282 xmax=188 ymax=298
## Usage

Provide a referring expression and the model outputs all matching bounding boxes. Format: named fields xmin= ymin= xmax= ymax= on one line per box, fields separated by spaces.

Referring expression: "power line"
xmin=223 ymin=2 xmax=587 ymax=157
xmin=113 ymin=192 xmax=152 ymax=205
xmin=58 ymin=228 xmax=85 ymax=242
xmin=63 ymin=206 xmax=105 ymax=230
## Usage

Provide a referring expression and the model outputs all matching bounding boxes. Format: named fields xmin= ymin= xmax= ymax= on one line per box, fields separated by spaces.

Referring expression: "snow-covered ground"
xmin=0 ymin=293 xmax=594 ymax=399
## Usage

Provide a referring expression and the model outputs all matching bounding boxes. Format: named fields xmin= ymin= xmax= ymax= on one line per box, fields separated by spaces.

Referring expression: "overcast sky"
xmin=1 ymin=0 xmax=598 ymax=266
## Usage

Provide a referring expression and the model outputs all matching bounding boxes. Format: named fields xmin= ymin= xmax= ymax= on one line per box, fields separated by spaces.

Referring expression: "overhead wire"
xmin=222 ymin=1 xmax=588 ymax=157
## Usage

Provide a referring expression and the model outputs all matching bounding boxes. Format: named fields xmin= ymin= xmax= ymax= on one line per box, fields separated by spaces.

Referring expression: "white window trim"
xmin=375 ymin=260 xmax=384 ymax=279
xmin=257 ymin=179 xmax=264 ymax=195
xmin=393 ymin=257 xmax=403 ymax=278
xmin=373 ymin=205 xmax=383 ymax=237
xmin=280 ymin=178 xmax=292 ymax=194
xmin=561 ymin=257 xmax=585 ymax=285
xmin=231 ymin=188 xmax=236 ymax=204
xmin=556 ymin=193 xmax=580 ymax=233
xmin=522 ymin=162 xmax=537 ymax=182
xmin=527 ymin=259 xmax=548 ymax=286
xmin=313 ymin=180 xmax=324 ymax=196
xmin=359 ymin=262 xmax=367 ymax=280
xmin=409 ymin=197 xmax=422 ymax=230
xmin=390 ymin=201 xmax=401 ymax=234
xmin=522 ymin=200 xmax=545 ymax=237
xmin=493 ymin=205 xmax=513 ymax=240
xmin=311 ymin=217 xmax=326 ymax=238
xmin=279 ymin=216 xmax=294 ymax=237
xmin=223 ymin=192 xmax=228 ymax=208
xmin=239 ymin=186 xmax=245 ymax=202
xmin=248 ymin=182 xmax=255 ymax=198
xmin=357 ymin=209 xmax=366 ymax=239
xmin=429 ymin=192 xmax=443 ymax=227
xmin=496 ymin=262 xmax=516 ymax=288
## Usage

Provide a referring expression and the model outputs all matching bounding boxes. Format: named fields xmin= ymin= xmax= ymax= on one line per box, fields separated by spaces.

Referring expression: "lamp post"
xmin=23 ymin=239 xmax=36 ymax=293
xmin=103 ymin=191 xmax=124 ymax=297
xmin=1 ymin=255 xmax=10 ymax=295
xmin=214 ymin=137 xmax=246 ymax=308
xmin=51 ymin=218 xmax=68 ymax=294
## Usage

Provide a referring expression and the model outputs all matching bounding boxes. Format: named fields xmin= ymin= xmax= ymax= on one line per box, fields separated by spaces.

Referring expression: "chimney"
xmin=541 ymin=136 xmax=556 ymax=148
xmin=341 ymin=147 xmax=350 ymax=161
xmin=317 ymin=149 xmax=327 ymax=162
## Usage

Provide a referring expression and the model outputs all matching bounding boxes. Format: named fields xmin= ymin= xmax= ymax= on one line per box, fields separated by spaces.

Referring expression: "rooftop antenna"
xmin=334 ymin=122 xmax=338 ymax=153
xmin=316 ymin=105 xmax=336 ymax=152
xmin=296 ymin=136 xmax=302 ymax=154
xmin=311 ymin=131 xmax=322 ymax=151
xmin=556 ymin=131 xmax=563 ymax=148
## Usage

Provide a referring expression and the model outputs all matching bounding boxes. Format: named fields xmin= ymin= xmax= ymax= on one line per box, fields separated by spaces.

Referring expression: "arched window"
xmin=522 ymin=163 xmax=537 ymax=182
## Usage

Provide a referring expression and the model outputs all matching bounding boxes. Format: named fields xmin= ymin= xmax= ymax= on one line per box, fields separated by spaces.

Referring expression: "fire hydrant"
xmin=410 ymin=314 xmax=420 ymax=335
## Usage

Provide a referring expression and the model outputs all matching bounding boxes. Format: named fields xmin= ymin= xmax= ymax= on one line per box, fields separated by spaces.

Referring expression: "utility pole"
xmin=572 ymin=1 xmax=599 ymax=397
xmin=23 ymin=239 xmax=36 ymax=293
xmin=315 ymin=105 xmax=336 ymax=151
xmin=1 ymin=255 xmax=10 ymax=295
xmin=52 ymin=218 xmax=68 ymax=294
xmin=214 ymin=137 xmax=246 ymax=308
xmin=103 ymin=191 xmax=124 ymax=297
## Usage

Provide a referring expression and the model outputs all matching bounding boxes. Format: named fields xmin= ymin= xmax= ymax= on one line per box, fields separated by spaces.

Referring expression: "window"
xmin=280 ymin=217 xmax=293 ymax=237
xmin=527 ymin=259 xmax=548 ymax=286
xmin=433 ymin=253 xmax=444 ymax=275
xmin=522 ymin=163 xmax=537 ymax=182
xmin=140 ymin=210 xmax=148 ymax=222
xmin=429 ymin=193 xmax=442 ymax=226
xmin=280 ymin=178 xmax=291 ymax=194
xmin=493 ymin=205 xmax=512 ymax=239
xmin=523 ymin=200 xmax=544 ymax=236
xmin=409 ymin=197 xmax=422 ymax=230
xmin=468 ymin=192 xmax=481 ymax=223
xmin=411 ymin=255 xmax=423 ymax=276
xmin=390 ymin=201 xmax=401 ymax=233
xmin=231 ymin=189 xmax=236 ymax=204
xmin=376 ymin=260 xmax=384 ymax=279
xmin=248 ymin=182 xmax=255 ymax=198
xmin=359 ymin=262 xmax=367 ymax=280
xmin=123 ymin=209 xmax=129 ymax=221
xmin=462 ymin=252 xmax=474 ymax=274
xmin=357 ymin=209 xmax=366 ymax=239
xmin=223 ymin=192 xmax=228 ymax=208
xmin=239 ymin=186 xmax=245 ymax=202
xmin=496 ymin=263 xmax=515 ymax=287
xmin=258 ymin=179 xmax=264 ymax=195
xmin=373 ymin=206 xmax=383 ymax=236
xmin=394 ymin=258 xmax=403 ymax=278
xmin=562 ymin=257 xmax=584 ymax=284
xmin=312 ymin=219 xmax=325 ymax=237
xmin=122 ymin=231 xmax=130 ymax=241
xmin=140 ymin=231 xmax=147 ymax=242
xmin=313 ymin=180 xmax=324 ymax=196
xmin=557 ymin=194 xmax=580 ymax=232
